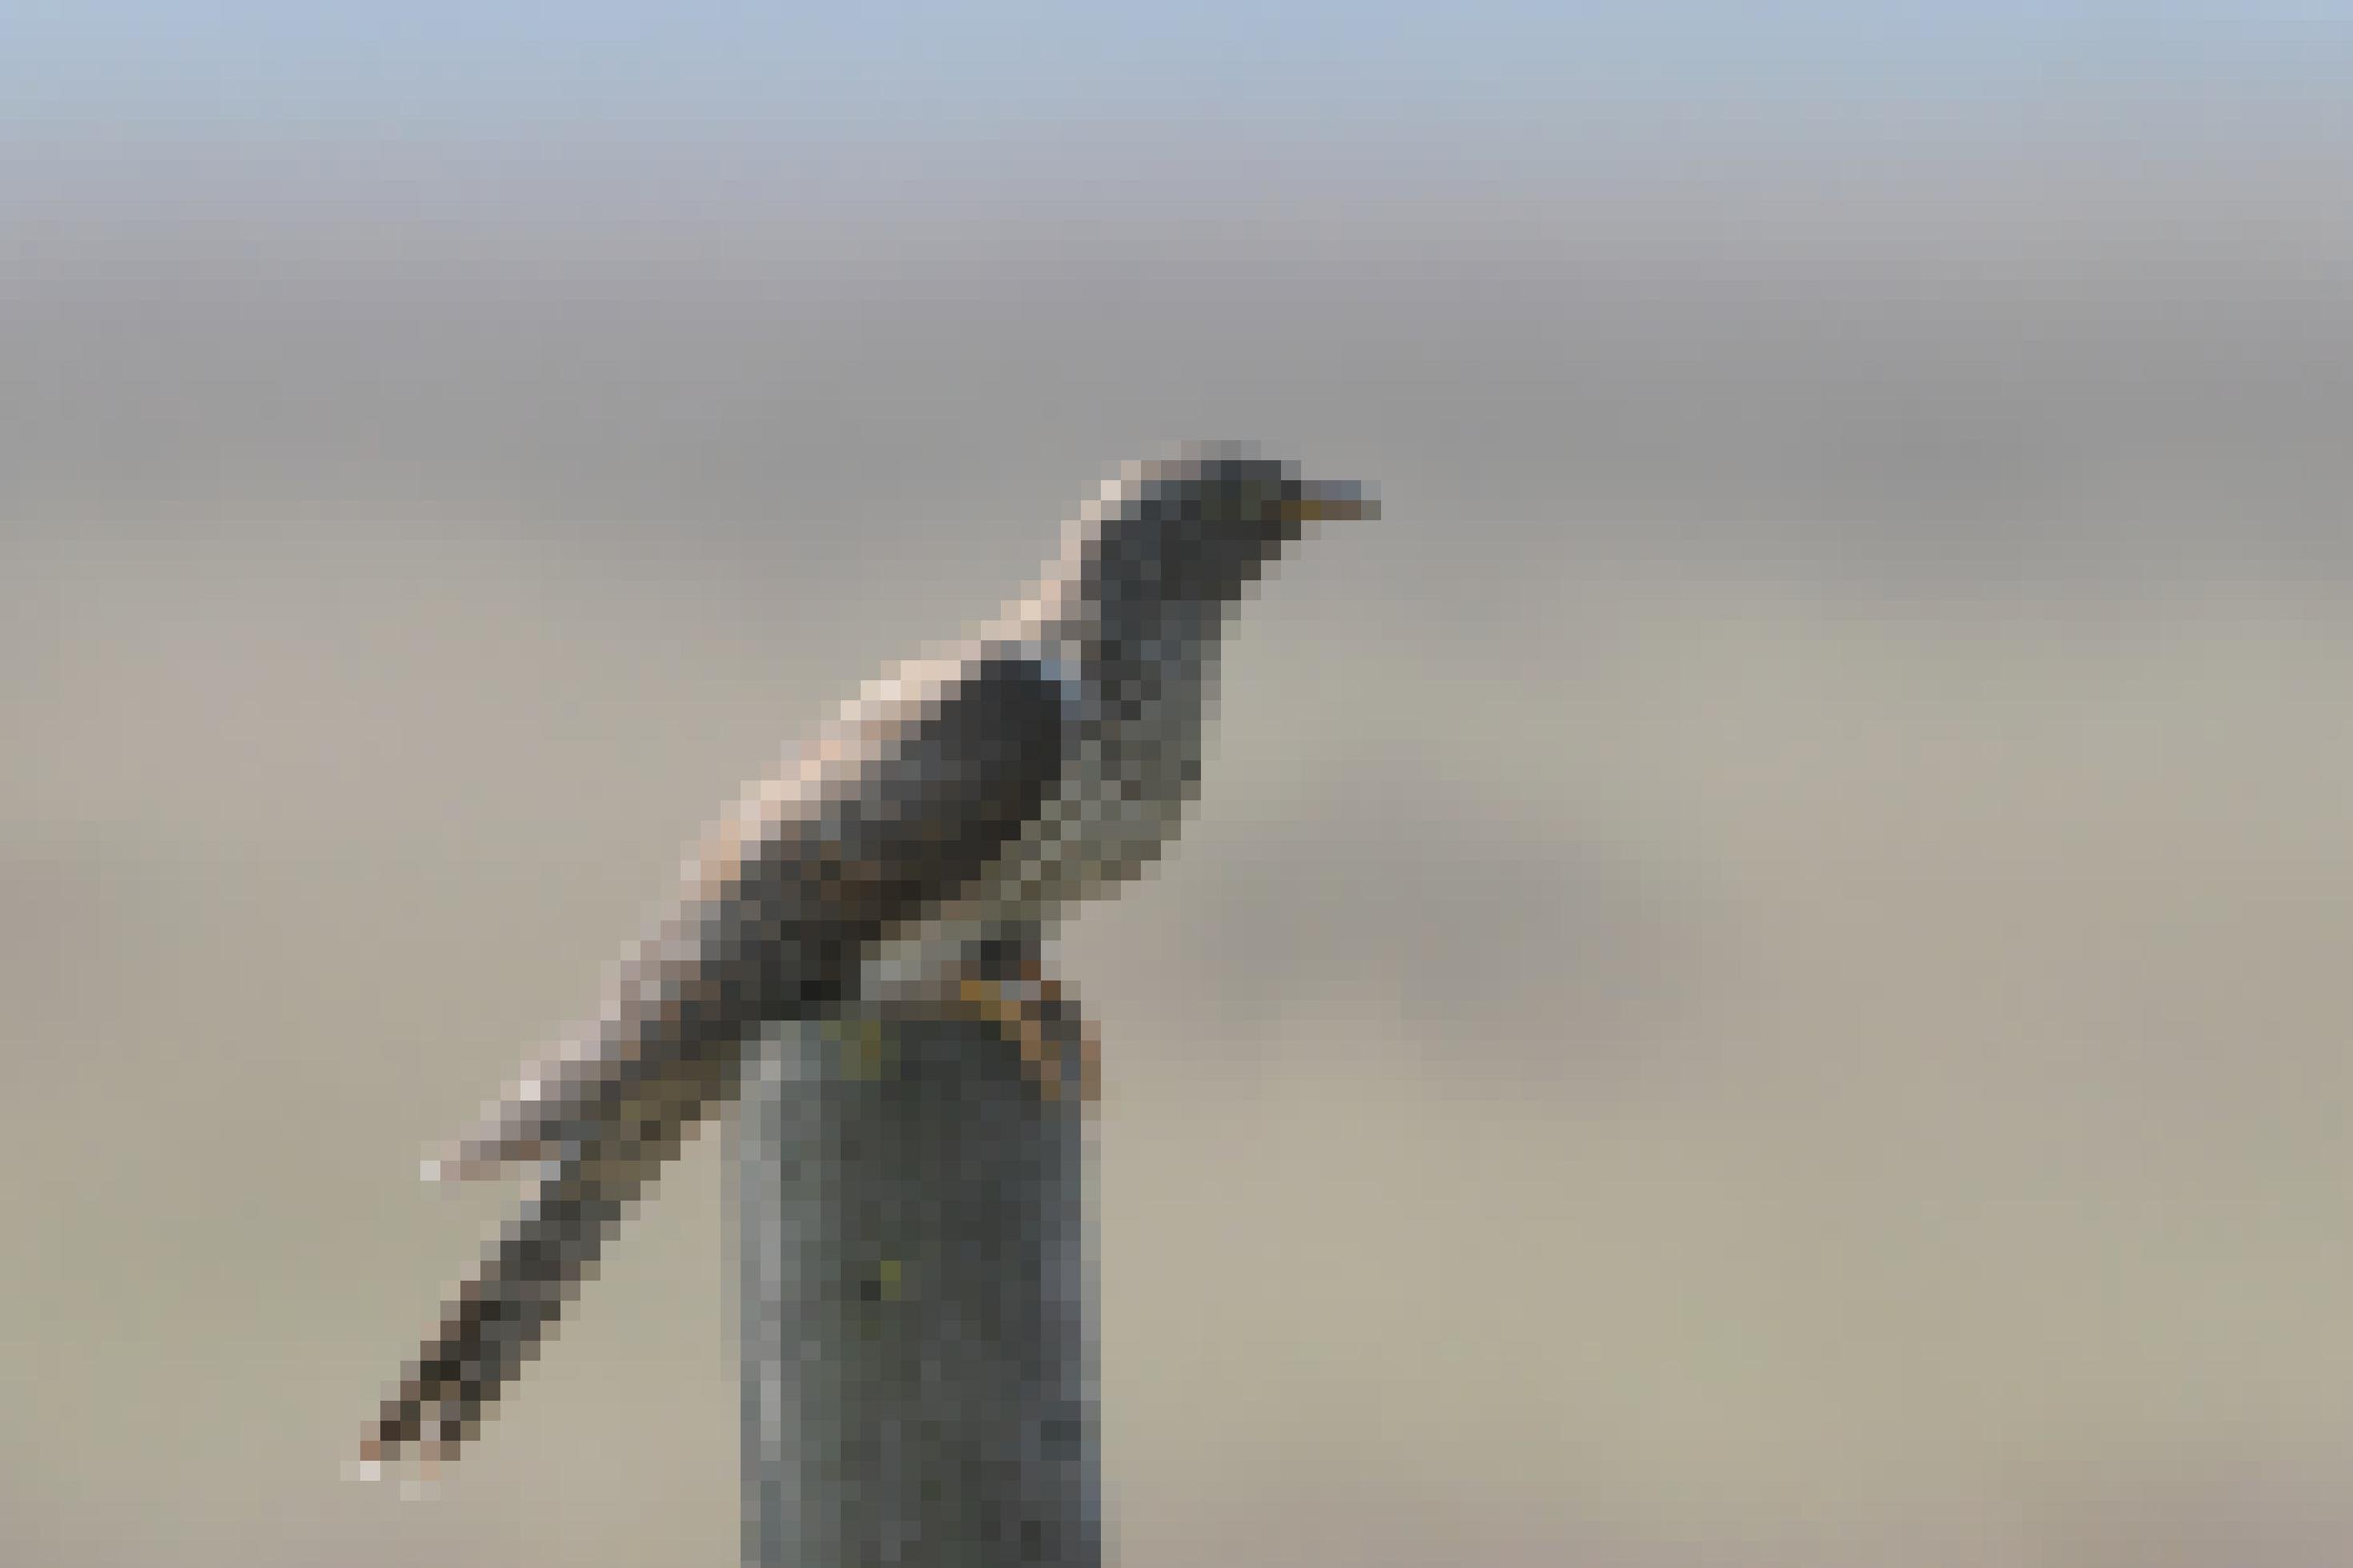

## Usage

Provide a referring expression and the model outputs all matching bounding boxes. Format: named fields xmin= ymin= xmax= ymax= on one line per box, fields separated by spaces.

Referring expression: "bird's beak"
xmin=1290 ymin=477 xmax=1379 ymax=523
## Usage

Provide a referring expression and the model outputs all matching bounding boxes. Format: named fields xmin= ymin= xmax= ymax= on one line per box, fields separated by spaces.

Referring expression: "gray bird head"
xmin=1070 ymin=443 xmax=1378 ymax=632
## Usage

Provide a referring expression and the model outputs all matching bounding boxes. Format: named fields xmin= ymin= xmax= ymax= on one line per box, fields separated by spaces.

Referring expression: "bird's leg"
xmin=950 ymin=959 xmax=1100 ymax=1104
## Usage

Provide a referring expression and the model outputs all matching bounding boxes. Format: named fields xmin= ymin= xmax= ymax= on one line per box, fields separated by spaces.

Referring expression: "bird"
xmin=359 ymin=443 xmax=1375 ymax=1468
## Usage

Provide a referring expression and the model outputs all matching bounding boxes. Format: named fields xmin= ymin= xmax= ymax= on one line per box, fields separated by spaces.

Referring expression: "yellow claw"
xmin=954 ymin=969 xmax=1098 ymax=1104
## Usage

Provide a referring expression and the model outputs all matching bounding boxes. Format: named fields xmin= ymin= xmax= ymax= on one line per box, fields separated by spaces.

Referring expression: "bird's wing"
xmin=437 ymin=647 xmax=1070 ymax=1178
xmin=362 ymin=647 xmax=1071 ymax=1465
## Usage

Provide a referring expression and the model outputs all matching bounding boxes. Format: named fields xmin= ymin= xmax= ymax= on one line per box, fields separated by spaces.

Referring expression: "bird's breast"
xmin=852 ymin=652 xmax=1203 ymax=1006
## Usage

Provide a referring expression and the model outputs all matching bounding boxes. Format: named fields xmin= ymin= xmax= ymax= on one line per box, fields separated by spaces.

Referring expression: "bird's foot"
xmin=949 ymin=961 xmax=1099 ymax=1103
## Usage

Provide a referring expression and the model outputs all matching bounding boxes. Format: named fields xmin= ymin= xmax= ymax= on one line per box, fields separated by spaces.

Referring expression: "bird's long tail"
xmin=359 ymin=1075 xmax=715 ymax=1467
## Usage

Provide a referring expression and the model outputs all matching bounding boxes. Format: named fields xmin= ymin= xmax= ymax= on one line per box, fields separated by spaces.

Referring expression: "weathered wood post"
xmin=737 ymin=1007 xmax=1098 ymax=1567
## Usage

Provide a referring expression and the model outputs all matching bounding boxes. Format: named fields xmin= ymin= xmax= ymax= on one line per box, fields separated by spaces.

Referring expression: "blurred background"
xmin=6 ymin=5 xmax=2353 ymax=1565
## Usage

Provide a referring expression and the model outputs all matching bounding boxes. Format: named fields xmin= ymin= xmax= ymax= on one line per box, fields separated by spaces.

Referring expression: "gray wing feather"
xmin=363 ymin=649 xmax=1069 ymax=1462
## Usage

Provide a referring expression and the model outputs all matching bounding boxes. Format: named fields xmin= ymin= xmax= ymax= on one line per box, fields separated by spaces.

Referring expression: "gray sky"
xmin=9 ymin=2 xmax=2350 ymax=137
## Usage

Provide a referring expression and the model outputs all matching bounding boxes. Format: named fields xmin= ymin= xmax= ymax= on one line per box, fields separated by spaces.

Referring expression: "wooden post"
xmin=737 ymin=1009 xmax=1098 ymax=1567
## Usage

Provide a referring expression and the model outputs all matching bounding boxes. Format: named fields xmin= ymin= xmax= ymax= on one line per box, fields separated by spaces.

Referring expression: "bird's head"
xmin=1071 ymin=443 xmax=1377 ymax=627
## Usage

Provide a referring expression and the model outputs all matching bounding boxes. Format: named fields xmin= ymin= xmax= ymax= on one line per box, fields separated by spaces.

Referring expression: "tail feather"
xmin=361 ymin=1101 xmax=700 ymax=1464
